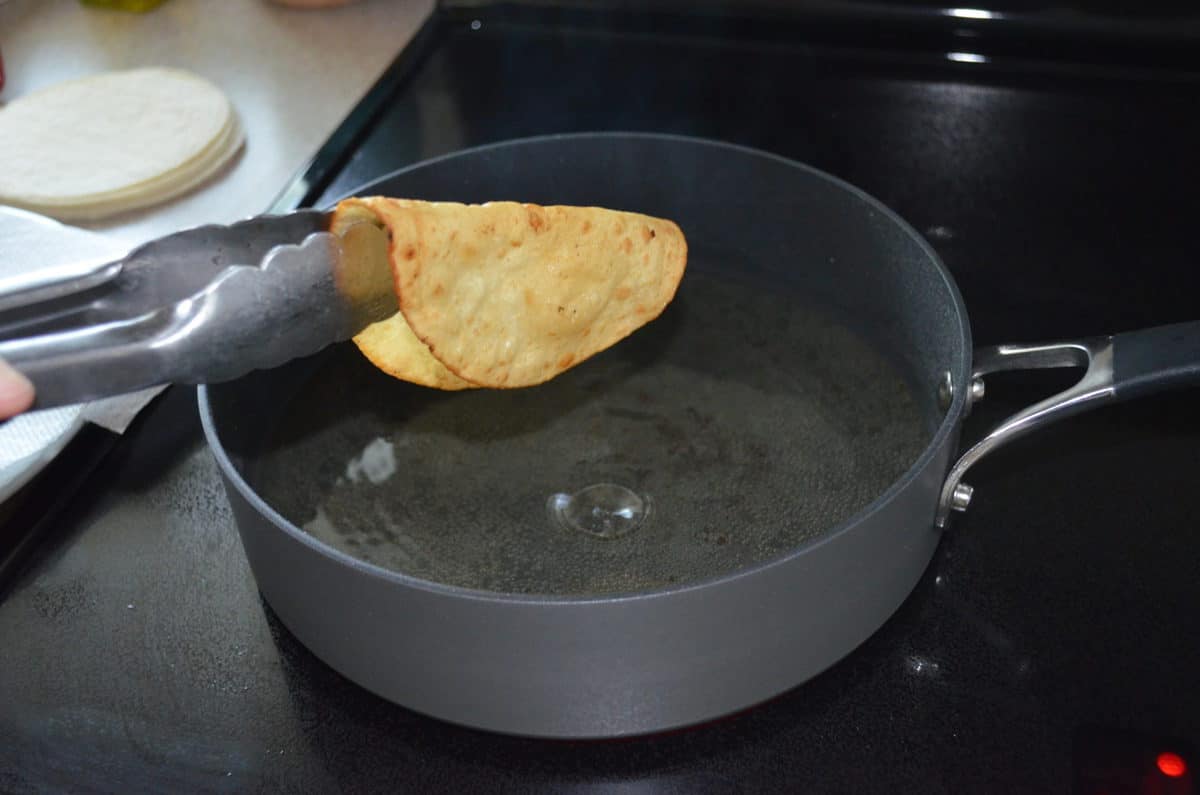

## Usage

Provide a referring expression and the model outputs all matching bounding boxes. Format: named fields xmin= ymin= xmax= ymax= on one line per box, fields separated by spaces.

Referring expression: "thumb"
xmin=0 ymin=358 xmax=35 ymax=419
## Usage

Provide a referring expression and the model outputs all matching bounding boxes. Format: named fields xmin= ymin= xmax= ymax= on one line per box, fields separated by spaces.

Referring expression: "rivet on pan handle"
xmin=937 ymin=319 xmax=1200 ymax=528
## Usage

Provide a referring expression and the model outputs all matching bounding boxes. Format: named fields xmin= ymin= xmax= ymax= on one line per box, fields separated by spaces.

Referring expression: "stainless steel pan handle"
xmin=937 ymin=320 xmax=1200 ymax=527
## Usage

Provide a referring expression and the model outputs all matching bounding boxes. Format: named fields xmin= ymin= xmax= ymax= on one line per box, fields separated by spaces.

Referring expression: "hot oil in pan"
xmin=251 ymin=269 xmax=929 ymax=596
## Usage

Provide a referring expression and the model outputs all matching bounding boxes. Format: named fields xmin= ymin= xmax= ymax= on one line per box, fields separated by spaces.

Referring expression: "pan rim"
xmin=199 ymin=130 xmax=972 ymax=606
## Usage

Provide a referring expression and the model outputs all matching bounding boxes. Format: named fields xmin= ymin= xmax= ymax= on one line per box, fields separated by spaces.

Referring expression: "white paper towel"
xmin=0 ymin=206 xmax=163 ymax=501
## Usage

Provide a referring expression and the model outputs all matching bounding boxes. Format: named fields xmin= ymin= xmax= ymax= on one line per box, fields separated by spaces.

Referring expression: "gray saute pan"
xmin=198 ymin=133 xmax=1200 ymax=738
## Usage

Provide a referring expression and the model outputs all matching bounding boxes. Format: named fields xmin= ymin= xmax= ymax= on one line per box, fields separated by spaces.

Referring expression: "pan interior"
xmin=248 ymin=258 xmax=931 ymax=597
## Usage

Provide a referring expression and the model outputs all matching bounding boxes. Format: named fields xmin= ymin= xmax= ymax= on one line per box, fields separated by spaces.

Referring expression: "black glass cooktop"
xmin=2 ymin=3 xmax=1198 ymax=792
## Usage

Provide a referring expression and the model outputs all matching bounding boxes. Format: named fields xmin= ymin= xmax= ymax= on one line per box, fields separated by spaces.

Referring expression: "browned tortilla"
xmin=334 ymin=197 xmax=688 ymax=389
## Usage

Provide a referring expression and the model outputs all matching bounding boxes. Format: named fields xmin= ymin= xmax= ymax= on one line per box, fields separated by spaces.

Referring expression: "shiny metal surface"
xmin=0 ymin=211 xmax=395 ymax=410
xmin=936 ymin=336 xmax=1116 ymax=527
xmin=938 ymin=370 xmax=954 ymax=411
xmin=969 ymin=376 xmax=986 ymax=403
xmin=0 ymin=259 xmax=123 ymax=315
xmin=939 ymin=371 xmax=985 ymax=416
xmin=949 ymin=481 xmax=974 ymax=511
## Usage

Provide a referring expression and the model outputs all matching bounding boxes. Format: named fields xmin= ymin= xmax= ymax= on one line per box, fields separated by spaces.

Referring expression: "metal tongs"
xmin=0 ymin=211 xmax=396 ymax=410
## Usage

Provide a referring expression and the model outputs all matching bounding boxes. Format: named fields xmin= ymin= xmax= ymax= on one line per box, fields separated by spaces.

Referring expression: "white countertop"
xmin=0 ymin=0 xmax=433 ymax=247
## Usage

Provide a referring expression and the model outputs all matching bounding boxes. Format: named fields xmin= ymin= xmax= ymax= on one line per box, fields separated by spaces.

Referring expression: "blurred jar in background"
xmin=268 ymin=0 xmax=361 ymax=6
xmin=79 ymin=0 xmax=171 ymax=10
